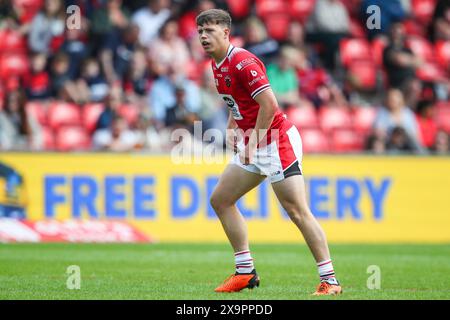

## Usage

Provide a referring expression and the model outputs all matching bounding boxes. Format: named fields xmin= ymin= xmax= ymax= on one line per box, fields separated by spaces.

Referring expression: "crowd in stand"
xmin=0 ymin=0 xmax=449 ymax=154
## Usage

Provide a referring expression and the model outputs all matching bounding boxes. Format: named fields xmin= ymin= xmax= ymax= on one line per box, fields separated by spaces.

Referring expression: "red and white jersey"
xmin=211 ymin=44 xmax=288 ymax=134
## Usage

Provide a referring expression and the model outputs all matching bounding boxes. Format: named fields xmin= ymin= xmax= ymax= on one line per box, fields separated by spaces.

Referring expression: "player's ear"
xmin=223 ymin=27 xmax=230 ymax=39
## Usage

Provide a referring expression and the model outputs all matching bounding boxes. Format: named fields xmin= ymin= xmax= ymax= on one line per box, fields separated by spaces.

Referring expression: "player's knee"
xmin=283 ymin=202 xmax=309 ymax=223
xmin=210 ymin=193 xmax=233 ymax=213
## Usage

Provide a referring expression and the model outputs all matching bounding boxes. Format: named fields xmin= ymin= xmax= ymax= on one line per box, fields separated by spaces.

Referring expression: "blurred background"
xmin=0 ymin=0 xmax=449 ymax=244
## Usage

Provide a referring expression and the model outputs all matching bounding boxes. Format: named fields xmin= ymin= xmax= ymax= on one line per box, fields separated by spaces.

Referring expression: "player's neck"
xmin=212 ymin=42 xmax=232 ymax=65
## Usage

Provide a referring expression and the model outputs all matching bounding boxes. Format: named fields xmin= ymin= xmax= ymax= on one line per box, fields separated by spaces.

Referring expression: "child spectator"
xmin=24 ymin=53 xmax=52 ymax=100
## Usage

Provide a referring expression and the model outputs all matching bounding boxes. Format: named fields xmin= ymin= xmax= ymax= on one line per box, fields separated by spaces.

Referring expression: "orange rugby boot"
xmin=214 ymin=270 xmax=260 ymax=293
xmin=312 ymin=280 xmax=343 ymax=296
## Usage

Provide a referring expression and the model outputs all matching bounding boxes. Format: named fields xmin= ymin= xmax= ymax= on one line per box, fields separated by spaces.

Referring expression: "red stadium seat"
xmin=26 ymin=101 xmax=47 ymax=125
xmin=42 ymin=126 xmax=55 ymax=150
xmin=0 ymin=29 xmax=28 ymax=53
xmin=289 ymin=0 xmax=316 ymax=23
xmin=55 ymin=126 xmax=91 ymax=151
xmin=286 ymin=106 xmax=318 ymax=129
xmin=411 ymin=0 xmax=437 ymax=26
xmin=406 ymin=36 xmax=435 ymax=62
xmin=436 ymin=102 xmax=450 ymax=133
xmin=349 ymin=18 xmax=366 ymax=38
xmin=348 ymin=60 xmax=377 ymax=90
xmin=47 ymin=102 xmax=82 ymax=129
xmin=416 ymin=62 xmax=446 ymax=82
xmin=264 ymin=14 xmax=291 ymax=41
xmin=82 ymin=103 xmax=105 ymax=133
xmin=319 ymin=107 xmax=352 ymax=132
xmin=300 ymin=129 xmax=330 ymax=153
xmin=118 ymin=104 xmax=140 ymax=126
xmin=0 ymin=54 xmax=29 ymax=80
xmin=330 ymin=129 xmax=364 ymax=153
xmin=352 ymin=107 xmax=377 ymax=134
xmin=371 ymin=37 xmax=388 ymax=67
xmin=256 ymin=0 xmax=288 ymax=18
xmin=402 ymin=19 xmax=426 ymax=37
xmin=340 ymin=38 xmax=372 ymax=67
xmin=435 ymin=41 xmax=450 ymax=70
xmin=226 ymin=0 xmax=251 ymax=19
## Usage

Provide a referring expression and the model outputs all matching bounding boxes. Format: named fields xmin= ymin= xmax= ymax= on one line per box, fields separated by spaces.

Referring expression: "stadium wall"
xmin=1 ymin=153 xmax=449 ymax=243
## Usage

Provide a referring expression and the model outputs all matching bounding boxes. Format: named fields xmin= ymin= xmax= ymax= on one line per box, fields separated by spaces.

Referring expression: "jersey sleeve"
xmin=234 ymin=56 xmax=271 ymax=100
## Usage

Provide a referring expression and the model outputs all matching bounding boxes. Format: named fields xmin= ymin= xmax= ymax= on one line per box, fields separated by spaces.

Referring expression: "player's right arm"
xmin=226 ymin=111 xmax=239 ymax=153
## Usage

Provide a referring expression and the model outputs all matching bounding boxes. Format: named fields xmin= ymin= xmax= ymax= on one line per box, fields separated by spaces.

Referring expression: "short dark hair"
xmin=196 ymin=9 xmax=232 ymax=29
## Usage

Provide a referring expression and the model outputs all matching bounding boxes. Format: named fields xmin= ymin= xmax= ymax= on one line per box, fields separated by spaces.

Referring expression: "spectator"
xmin=286 ymin=21 xmax=319 ymax=67
xmin=100 ymin=24 xmax=141 ymax=84
xmin=93 ymin=115 xmax=140 ymax=151
xmin=383 ymin=22 xmax=422 ymax=89
xmin=266 ymin=46 xmax=300 ymax=108
xmin=149 ymin=19 xmax=191 ymax=77
xmin=416 ymin=100 xmax=438 ymax=150
xmin=28 ymin=0 xmax=66 ymax=54
xmin=123 ymin=49 xmax=152 ymax=115
xmin=131 ymin=0 xmax=171 ymax=47
xmin=0 ymin=89 xmax=42 ymax=150
xmin=429 ymin=0 xmax=450 ymax=42
xmin=61 ymin=22 xmax=90 ymax=80
xmin=96 ymin=86 xmax=124 ymax=131
xmin=432 ymin=130 xmax=450 ymax=154
xmin=50 ymin=52 xmax=86 ymax=103
xmin=78 ymin=58 xmax=109 ymax=103
xmin=243 ymin=17 xmax=280 ymax=65
xmin=165 ymin=85 xmax=199 ymax=133
xmin=306 ymin=0 xmax=350 ymax=69
xmin=360 ymin=0 xmax=407 ymax=40
xmin=373 ymin=88 xmax=424 ymax=153
xmin=24 ymin=53 xmax=52 ymax=100
xmin=90 ymin=0 xmax=131 ymax=55
xmin=148 ymin=66 xmax=200 ymax=130
xmin=386 ymin=126 xmax=417 ymax=153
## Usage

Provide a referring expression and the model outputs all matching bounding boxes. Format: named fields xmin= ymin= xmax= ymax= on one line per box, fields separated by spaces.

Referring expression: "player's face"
xmin=197 ymin=23 xmax=229 ymax=55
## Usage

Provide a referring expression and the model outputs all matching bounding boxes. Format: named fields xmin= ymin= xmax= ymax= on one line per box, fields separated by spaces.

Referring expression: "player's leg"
xmin=210 ymin=163 xmax=266 ymax=292
xmin=271 ymin=175 xmax=342 ymax=295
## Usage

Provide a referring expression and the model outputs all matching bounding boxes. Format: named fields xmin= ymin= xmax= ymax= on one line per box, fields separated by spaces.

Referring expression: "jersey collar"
xmin=214 ymin=44 xmax=235 ymax=69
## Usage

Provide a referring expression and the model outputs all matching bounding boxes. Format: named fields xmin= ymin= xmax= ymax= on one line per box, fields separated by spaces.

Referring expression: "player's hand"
xmin=226 ymin=129 xmax=239 ymax=154
xmin=239 ymin=143 xmax=257 ymax=165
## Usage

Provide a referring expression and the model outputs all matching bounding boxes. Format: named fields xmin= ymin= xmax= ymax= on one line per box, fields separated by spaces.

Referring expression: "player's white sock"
xmin=235 ymin=250 xmax=254 ymax=274
xmin=317 ymin=259 xmax=338 ymax=284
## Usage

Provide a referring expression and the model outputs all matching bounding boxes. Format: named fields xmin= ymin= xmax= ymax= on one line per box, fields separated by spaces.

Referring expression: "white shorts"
xmin=231 ymin=124 xmax=303 ymax=183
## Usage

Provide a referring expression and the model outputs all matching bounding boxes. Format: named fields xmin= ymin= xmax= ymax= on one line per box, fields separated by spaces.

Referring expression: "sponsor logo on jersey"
xmin=221 ymin=67 xmax=229 ymax=72
xmin=248 ymin=75 xmax=266 ymax=86
xmin=216 ymin=73 xmax=223 ymax=77
xmin=251 ymin=70 xmax=258 ymax=77
xmin=236 ymin=58 xmax=256 ymax=70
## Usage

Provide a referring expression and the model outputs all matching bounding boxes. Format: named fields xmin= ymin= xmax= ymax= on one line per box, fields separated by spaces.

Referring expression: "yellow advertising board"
xmin=1 ymin=153 xmax=449 ymax=243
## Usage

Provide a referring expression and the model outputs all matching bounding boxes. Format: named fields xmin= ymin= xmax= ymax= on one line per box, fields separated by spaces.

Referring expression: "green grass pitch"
xmin=0 ymin=243 xmax=449 ymax=300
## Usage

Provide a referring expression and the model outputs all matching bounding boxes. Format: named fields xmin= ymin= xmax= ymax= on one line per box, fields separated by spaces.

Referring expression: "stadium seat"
xmin=436 ymin=102 xmax=450 ymax=133
xmin=0 ymin=29 xmax=28 ymax=53
xmin=371 ymin=37 xmax=388 ymax=67
xmin=349 ymin=18 xmax=366 ymax=38
xmin=339 ymin=38 xmax=372 ymax=67
xmin=330 ymin=129 xmax=364 ymax=153
xmin=416 ymin=62 xmax=446 ymax=82
xmin=289 ymin=0 xmax=316 ymax=23
xmin=42 ymin=126 xmax=55 ymax=150
xmin=255 ymin=0 xmax=288 ymax=18
xmin=319 ymin=107 xmax=353 ymax=132
xmin=118 ymin=104 xmax=140 ymax=126
xmin=411 ymin=0 xmax=437 ymax=26
xmin=26 ymin=101 xmax=47 ymax=125
xmin=352 ymin=107 xmax=377 ymax=135
xmin=286 ymin=106 xmax=318 ymax=129
xmin=403 ymin=19 xmax=426 ymax=37
xmin=0 ymin=54 xmax=29 ymax=80
xmin=82 ymin=103 xmax=105 ymax=133
xmin=264 ymin=14 xmax=291 ymax=41
xmin=300 ymin=129 xmax=330 ymax=153
xmin=406 ymin=36 xmax=435 ymax=62
xmin=226 ymin=0 xmax=251 ymax=19
xmin=55 ymin=126 xmax=91 ymax=151
xmin=348 ymin=60 xmax=377 ymax=91
xmin=47 ymin=102 xmax=82 ymax=129
xmin=435 ymin=41 xmax=450 ymax=70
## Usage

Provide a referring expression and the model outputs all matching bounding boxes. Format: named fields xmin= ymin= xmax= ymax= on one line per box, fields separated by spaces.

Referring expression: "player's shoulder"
xmin=228 ymin=47 xmax=263 ymax=71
